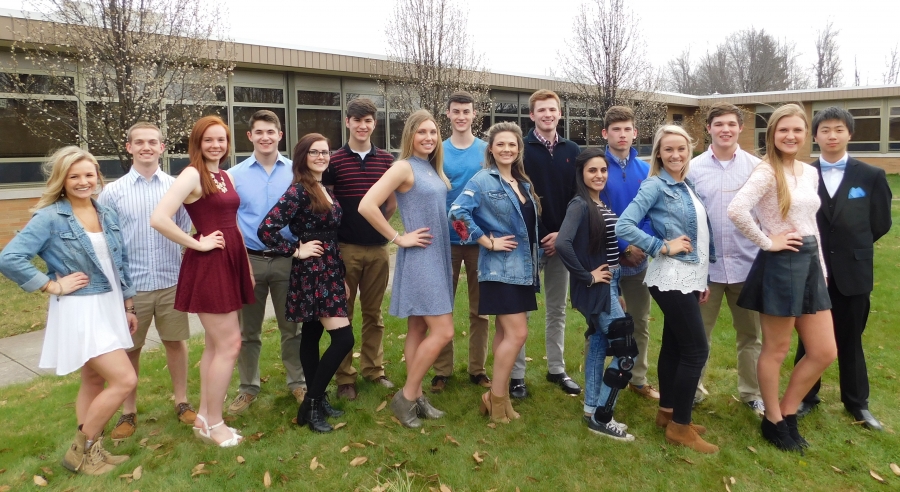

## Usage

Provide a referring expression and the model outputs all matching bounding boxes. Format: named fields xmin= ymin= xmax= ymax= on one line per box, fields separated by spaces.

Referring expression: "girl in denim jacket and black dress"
xmin=557 ymin=148 xmax=634 ymax=441
xmin=449 ymin=122 xmax=540 ymax=423
xmin=616 ymin=125 xmax=719 ymax=454
xmin=0 ymin=147 xmax=137 ymax=475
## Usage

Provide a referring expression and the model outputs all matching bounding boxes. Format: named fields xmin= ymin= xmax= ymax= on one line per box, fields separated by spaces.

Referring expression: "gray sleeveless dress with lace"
xmin=389 ymin=156 xmax=454 ymax=317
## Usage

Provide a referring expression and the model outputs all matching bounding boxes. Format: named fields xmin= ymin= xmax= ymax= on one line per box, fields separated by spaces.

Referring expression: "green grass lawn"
xmin=1 ymin=179 xmax=900 ymax=491
xmin=0 ymin=257 xmax=49 ymax=339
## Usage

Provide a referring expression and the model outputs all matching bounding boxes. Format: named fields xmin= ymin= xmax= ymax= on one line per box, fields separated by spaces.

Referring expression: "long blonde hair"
xmin=763 ymin=103 xmax=808 ymax=219
xmin=649 ymin=125 xmax=695 ymax=180
xmin=483 ymin=122 xmax=541 ymax=215
xmin=399 ymin=109 xmax=450 ymax=189
xmin=33 ymin=146 xmax=104 ymax=211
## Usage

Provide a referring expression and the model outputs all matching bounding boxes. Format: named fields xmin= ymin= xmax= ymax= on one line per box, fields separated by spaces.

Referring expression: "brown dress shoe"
xmin=337 ymin=383 xmax=358 ymax=401
xmin=110 ymin=413 xmax=136 ymax=440
xmin=628 ymin=383 xmax=660 ymax=400
xmin=469 ymin=373 xmax=492 ymax=388
xmin=292 ymin=387 xmax=308 ymax=404
xmin=372 ymin=376 xmax=395 ymax=389
xmin=665 ymin=421 xmax=718 ymax=454
xmin=176 ymin=402 xmax=197 ymax=425
xmin=430 ymin=375 xmax=448 ymax=393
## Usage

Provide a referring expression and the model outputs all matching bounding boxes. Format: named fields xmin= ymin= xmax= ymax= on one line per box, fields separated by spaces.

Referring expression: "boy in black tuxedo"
xmin=795 ymin=106 xmax=892 ymax=430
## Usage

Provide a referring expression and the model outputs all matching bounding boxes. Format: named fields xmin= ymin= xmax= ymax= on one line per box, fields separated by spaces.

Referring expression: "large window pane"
xmin=372 ymin=111 xmax=387 ymax=149
xmin=85 ymin=101 xmax=121 ymax=156
xmin=232 ymin=107 xmax=287 ymax=153
xmin=888 ymin=107 xmax=900 ymax=143
xmin=570 ymin=119 xmax=586 ymax=146
xmin=98 ymin=159 xmax=126 ymax=179
xmin=389 ymin=112 xmax=404 ymax=150
xmin=298 ymin=91 xmax=341 ymax=107
xmin=852 ymin=118 xmax=880 ymax=142
xmin=297 ymin=108 xmax=342 ymax=149
xmin=849 ymin=108 xmax=879 ymax=117
xmin=0 ymin=73 xmax=74 ymax=95
xmin=0 ymin=98 xmax=78 ymax=158
xmin=588 ymin=120 xmax=604 ymax=146
xmin=233 ymin=87 xmax=284 ymax=104
xmin=494 ymin=102 xmax=517 ymax=114
xmin=0 ymin=161 xmax=45 ymax=184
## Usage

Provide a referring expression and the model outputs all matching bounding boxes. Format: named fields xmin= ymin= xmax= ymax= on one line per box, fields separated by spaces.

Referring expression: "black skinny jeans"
xmin=649 ymin=286 xmax=709 ymax=425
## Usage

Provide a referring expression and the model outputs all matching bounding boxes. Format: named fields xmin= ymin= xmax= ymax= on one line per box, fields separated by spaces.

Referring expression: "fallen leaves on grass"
xmin=33 ymin=475 xmax=48 ymax=486
xmin=891 ymin=463 xmax=900 ymax=476
xmin=831 ymin=466 xmax=844 ymax=474
xmin=191 ymin=463 xmax=210 ymax=478
xmin=0 ymin=485 xmax=10 ymax=492
xmin=870 ymin=470 xmax=886 ymax=483
xmin=747 ymin=446 xmax=757 ymax=453
xmin=264 ymin=470 xmax=272 ymax=487
xmin=376 ymin=401 xmax=387 ymax=412
xmin=310 ymin=456 xmax=324 ymax=470
xmin=340 ymin=445 xmax=350 ymax=453
xmin=237 ymin=456 xmax=246 ymax=464
xmin=132 ymin=466 xmax=142 ymax=480
xmin=350 ymin=456 xmax=368 ymax=467
xmin=680 ymin=457 xmax=694 ymax=465
xmin=333 ymin=422 xmax=346 ymax=430
xmin=40 ymin=466 xmax=52 ymax=475
xmin=472 ymin=452 xmax=484 ymax=464
xmin=444 ymin=435 xmax=460 ymax=446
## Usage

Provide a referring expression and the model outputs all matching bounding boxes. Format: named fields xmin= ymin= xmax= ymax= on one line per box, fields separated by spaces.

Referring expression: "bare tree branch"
xmin=813 ymin=21 xmax=843 ymax=88
xmin=884 ymin=44 xmax=899 ymax=85
xmin=379 ymin=0 xmax=490 ymax=137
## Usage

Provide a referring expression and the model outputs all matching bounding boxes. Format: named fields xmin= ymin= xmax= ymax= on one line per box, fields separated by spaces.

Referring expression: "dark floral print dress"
xmin=258 ymin=183 xmax=348 ymax=322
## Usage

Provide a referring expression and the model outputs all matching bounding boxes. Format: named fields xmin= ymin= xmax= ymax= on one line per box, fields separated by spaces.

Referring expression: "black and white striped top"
xmin=598 ymin=202 xmax=619 ymax=268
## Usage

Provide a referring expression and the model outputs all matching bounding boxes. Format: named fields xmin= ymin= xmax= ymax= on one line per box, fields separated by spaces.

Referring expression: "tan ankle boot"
xmin=664 ymin=422 xmax=719 ymax=454
xmin=93 ymin=435 xmax=129 ymax=465
xmin=479 ymin=391 xmax=491 ymax=416
xmin=80 ymin=439 xmax=117 ymax=475
xmin=61 ymin=429 xmax=87 ymax=473
xmin=655 ymin=409 xmax=707 ymax=435
xmin=489 ymin=392 xmax=510 ymax=424
xmin=502 ymin=394 xmax=520 ymax=420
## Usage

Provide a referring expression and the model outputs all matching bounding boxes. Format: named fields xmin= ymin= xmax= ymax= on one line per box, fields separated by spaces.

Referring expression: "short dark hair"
xmin=706 ymin=103 xmax=744 ymax=127
xmin=250 ymin=109 xmax=282 ymax=132
xmin=447 ymin=91 xmax=475 ymax=109
xmin=347 ymin=98 xmax=378 ymax=119
xmin=812 ymin=106 xmax=854 ymax=135
xmin=603 ymin=106 xmax=635 ymax=129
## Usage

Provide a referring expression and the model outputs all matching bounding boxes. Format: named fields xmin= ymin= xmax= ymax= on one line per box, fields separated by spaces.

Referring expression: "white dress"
xmin=644 ymin=186 xmax=711 ymax=294
xmin=40 ymin=232 xmax=133 ymax=375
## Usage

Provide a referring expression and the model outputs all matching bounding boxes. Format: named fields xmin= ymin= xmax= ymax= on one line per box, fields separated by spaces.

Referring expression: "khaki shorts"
xmin=129 ymin=285 xmax=190 ymax=351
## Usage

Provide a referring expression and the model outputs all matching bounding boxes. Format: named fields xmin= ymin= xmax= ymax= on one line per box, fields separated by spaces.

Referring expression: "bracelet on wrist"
xmin=56 ymin=281 xmax=65 ymax=296
xmin=125 ymin=306 xmax=136 ymax=314
xmin=489 ymin=238 xmax=494 ymax=251
xmin=390 ymin=231 xmax=399 ymax=244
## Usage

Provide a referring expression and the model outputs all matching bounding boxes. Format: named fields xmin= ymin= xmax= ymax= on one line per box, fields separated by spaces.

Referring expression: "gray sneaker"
xmin=747 ymin=400 xmax=765 ymax=417
xmin=583 ymin=415 xmax=634 ymax=441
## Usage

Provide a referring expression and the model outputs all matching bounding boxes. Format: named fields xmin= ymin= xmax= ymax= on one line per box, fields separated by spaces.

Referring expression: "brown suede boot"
xmin=489 ymin=391 xmax=510 ymax=424
xmin=61 ymin=429 xmax=87 ymax=473
xmin=80 ymin=439 xmax=117 ymax=475
xmin=665 ymin=422 xmax=719 ymax=454
xmin=93 ymin=435 xmax=129 ymax=465
xmin=655 ymin=408 xmax=707 ymax=435
xmin=479 ymin=391 xmax=492 ymax=416
xmin=502 ymin=394 xmax=520 ymax=420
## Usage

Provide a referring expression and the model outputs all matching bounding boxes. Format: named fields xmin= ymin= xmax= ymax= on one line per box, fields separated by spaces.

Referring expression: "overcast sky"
xmin=3 ymin=0 xmax=896 ymax=90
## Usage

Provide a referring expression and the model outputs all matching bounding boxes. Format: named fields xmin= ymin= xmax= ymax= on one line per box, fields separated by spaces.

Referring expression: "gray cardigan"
xmin=555 ymin=196 xmax=612 ymax=318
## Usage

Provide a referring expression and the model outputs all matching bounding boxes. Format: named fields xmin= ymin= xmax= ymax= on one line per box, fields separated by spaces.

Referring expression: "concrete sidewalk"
xmin=0 ymin=253 xmax=396 ymax=388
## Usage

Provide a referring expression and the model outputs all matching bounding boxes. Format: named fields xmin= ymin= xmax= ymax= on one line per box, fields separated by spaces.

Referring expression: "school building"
xmin=2 ymin=9 xmax=899 ymax=246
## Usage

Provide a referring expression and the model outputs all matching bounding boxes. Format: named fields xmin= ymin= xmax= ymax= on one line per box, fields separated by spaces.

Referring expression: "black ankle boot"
xmin=321 ymin=394 xmax=344 ymax=418
xmin=783 ymin=414 xmax=809 ymax=448
xmin=761 ymin=417 xmax=803 ymax=453
xmin=297 ymin=397 xmax=333 ymax=433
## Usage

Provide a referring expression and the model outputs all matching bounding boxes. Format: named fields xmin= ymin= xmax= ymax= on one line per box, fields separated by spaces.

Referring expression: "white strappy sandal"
xmin=194 ymin=414 xmax=242 ymax=447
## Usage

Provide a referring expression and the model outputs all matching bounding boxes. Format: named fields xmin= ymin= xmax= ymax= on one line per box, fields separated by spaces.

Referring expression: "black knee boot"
xmin=297 ymin=396 xmax=333 ymax=433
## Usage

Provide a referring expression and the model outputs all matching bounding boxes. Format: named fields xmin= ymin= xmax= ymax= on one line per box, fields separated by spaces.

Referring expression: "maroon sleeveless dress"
xmin=174 ymin=171 xmax=255 ymax=313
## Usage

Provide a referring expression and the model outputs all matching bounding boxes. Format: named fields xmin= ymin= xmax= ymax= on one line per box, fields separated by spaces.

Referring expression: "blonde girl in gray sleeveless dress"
xmin=359 ymin=109 xmax=455 ymax=429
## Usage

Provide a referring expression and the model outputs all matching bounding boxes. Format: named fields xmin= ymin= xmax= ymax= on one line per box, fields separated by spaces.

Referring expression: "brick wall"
xmin=0 ymin=198 xmax=39 ymax=247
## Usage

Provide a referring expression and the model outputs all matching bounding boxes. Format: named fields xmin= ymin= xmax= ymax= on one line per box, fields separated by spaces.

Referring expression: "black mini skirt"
xmin=478 ymin=281 xmax=537 ymax=315
xmin=737 ymin=235 xmax=831 ymax=317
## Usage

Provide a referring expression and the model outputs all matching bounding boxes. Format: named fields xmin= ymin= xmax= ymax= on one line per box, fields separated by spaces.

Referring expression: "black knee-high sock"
xmin=299 ymin=320 xmax=325 ymax=387
xmin=307 ymin=325 xmax=355 ymax=399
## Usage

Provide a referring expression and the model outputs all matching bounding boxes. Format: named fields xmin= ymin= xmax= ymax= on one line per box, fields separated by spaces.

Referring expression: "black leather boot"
xmin=783 ymin=414 xmax=809 ymax=448
xmin=761 ymin=417 xmax=802 ymax=453
xmin=321 ymin=394 xmax=344 ymax=418
xmin=297 ymin=397 xmax=333 ymax=433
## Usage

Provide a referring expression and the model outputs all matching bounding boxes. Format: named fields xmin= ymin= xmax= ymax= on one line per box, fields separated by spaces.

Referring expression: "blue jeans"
xmin=584 ymin=268 xmax=626 ymax=414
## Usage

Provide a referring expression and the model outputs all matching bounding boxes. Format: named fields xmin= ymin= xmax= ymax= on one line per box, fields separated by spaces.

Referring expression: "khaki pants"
xmin=619 ymin=268 xmax=652 ymax=386
xmin=696 ymin=281 xmax=762 ymax=402
xmin=433 ymin=245 xmax=489 ymax=377
xmin=238 ymin=254 xmax=304 ymax=395
xmin=335 ymin=243 xmax=390 ymax=384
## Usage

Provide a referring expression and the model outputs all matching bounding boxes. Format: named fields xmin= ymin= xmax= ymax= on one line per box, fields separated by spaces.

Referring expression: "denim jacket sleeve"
xmin=615 ymin=178 xmax=665 ymax=257
xmin=0 ymin=210 xmax=55 ymax=292
xmin=448 ymin=177 xmax=485 ymax=245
